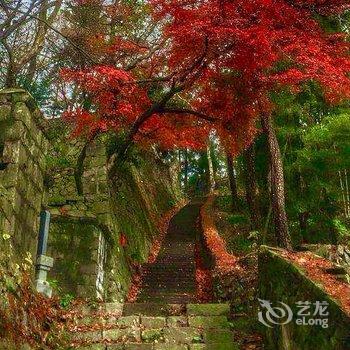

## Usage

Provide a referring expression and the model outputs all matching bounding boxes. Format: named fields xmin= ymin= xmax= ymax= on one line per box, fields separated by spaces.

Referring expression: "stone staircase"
xmin=68 ymin=302 xmax=239 ymax=350
xmin=137 ymin=203 xmax=200 ymax=304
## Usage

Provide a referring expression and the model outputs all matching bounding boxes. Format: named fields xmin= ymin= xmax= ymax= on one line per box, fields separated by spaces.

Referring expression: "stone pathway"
xmin=137 ymin=203 xmax=202 ymax=303
xmin=67 ymin=203 xmax=241 ymax=349
xmin=68 ymin=302 xmax=239 ymax=349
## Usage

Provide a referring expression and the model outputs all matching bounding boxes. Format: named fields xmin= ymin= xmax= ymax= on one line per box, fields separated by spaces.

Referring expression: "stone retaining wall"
xmin=45 ymin=127 xmax=182 ymax=301
xmin=259 ymin=246 xmax=350 ymax=350
xmin=0 ymin=88 xmax=183 ymax=302
xmin=0 ymin=89 xmax=48 ymax=259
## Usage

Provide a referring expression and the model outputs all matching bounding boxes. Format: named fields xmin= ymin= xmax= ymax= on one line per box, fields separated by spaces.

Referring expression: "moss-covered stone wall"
xmin=0 ymin=89 xmax=48 ymax=259
xmin=259 ymin=246 xmax=350 ymax=350
xmin=46 ymin=131 xmax=182 ymax=301
xmin=0 ymin=88 xmax=183 ymax=302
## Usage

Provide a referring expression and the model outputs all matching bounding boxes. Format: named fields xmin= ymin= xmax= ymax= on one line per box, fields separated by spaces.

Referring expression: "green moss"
xmin=259 ymin=246 xmax=350 ymax=350
xmin=48 ymin=221 xmax=99 ymax=296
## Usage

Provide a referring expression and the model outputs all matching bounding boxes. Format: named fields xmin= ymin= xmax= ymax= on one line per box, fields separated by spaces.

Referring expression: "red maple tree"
xmin=62 ymin=0 xmax=350 ymax=248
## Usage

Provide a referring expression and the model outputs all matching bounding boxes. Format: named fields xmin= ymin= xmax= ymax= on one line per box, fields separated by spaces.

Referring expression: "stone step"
xmin=187 ymin=304 xmax=230 ymax=316
xmin=72 ymin=325 xmax=234 ymax=346
xmin=122 ymin=303 xmax=187 ymax=316
xmin=121 ymin=304 xmax=230 ymax=317
xmin=142 ymin=274 xmax=195 ymax=281
xmin=137 ymin=296 xmax=195 ymax=304
xmin=143 ymin=267 xmax=195 ymax=273
xmin=143 ymin=270 xmax=195 ymax=275
xmin=77 ymin=342 xmax=239 ymax=349
xmin=140 ymin=283 xmax=196 ymax=290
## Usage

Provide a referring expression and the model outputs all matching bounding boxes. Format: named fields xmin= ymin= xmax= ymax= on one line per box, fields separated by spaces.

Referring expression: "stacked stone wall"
xmin=45 ymin=128 xmax=182 ymax=301
xmin=0 ymin=89 xmax=183 ymax=302
xmin=0 ymin=89 xmax=48 ymax=259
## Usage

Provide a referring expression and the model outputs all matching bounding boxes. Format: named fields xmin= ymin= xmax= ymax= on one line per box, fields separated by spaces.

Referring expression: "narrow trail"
xmin=137 ymin=202 xmax=203 ymax=303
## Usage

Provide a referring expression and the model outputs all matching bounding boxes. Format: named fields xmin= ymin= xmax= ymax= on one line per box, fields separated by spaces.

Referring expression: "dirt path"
xmin=137 ymin=202 xmax=203 ymax=303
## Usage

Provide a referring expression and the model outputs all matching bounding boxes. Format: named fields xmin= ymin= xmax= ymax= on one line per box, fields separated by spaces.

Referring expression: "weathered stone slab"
xmin=163 ymin=327 xmax=203 ymax=344
xmin=117 ymin=315 xmax=140 ymax=328
xmin=167 ymin=316 xmax=188 ymax=327
xmin=141 ymin=316 xmax=166 ymax=328
xmin=259 ymin=245 xmax=350 ymax=350
xmin=141 ymin=328 xmax=165 ymax=343
xmin=188 ymin=316 xmax=229 ymax=329
xmin=187 ymin=304 xmax=230 ymax=316
xmin=203 ymin=329 xmax=233 ymax=343
xmin=123 ymin=303 xmax=186 ymax=317
xmin=71 ymin=330 xmax=102 ymax=342
xmin=190 ymin=344 xmax=239 ymax=350
xmin=77 ymin=344 xmax=106 ymax=350
xmin=154 ymin=344 xmax=188 ymax=350
xmin=105 ymin=344 xmax=124 ymax=350
xmin=103 ymin=328 xmax=141 ymax=342
xmin=124 ymin=344 xmax=154 ymax=350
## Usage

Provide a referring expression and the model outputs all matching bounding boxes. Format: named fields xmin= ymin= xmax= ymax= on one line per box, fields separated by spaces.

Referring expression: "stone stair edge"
xmin=73 ymin=303 xmax=231 ymax=318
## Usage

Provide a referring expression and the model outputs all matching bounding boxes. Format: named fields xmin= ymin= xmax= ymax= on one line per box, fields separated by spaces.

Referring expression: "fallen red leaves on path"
xmin=281 ymin=250 xmax=350 ymax=315
xmin=201 ymin=195 xmax=242 ymax=274
xmin=194 ymin=242 xmax=213 ymax=303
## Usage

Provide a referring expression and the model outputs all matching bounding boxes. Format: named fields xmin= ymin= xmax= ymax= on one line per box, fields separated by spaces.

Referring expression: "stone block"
xmin=141 ymin=316 xmax=166 ymax=329
xmin=188 ymin=316 xmax=229 ymax=329
xmin=124 ymin=344 xmax=153 ymax=350
xmin=15 ymin=103 xmax=31 ymax=128
xmin=117 ymin=315 xmax=140 ymax=328
xmin=190 ymin=345 xmax=238 ymax=350
xmin=123 ymin=303 xmax=186 ymax=317
xmin=141 ymin=328 xmax=165 ymax=343
xmin=78 ymin=344 xmax=106 ymax=350
xmin=106 ymin=345 xmax=124 ymax=350
xmin=167 ymin=316 xmax=188 ymax=327
xmin=103 ymin=328 xmax=141 ymax=342
xmin=187 ymin=304 xmax=230 ymax=317
xmin=154 ymin=345 xmax=188 ymax=350
xmin=188 ymin=345 xmax=206 ymax=350
xmin=203 ymin=329 xmax=233 ymax=344
xmin=163 ymin=327 xmax=203 ymax=344
xmin=3 ymin=140 xmax=21 ymax=162
xmin=0 ymin=104 xmax=11 ymax=120
xmin=6 ymin=121 xmax=24 ymax=140
xmin=71 ymin=330 xmax=102 ymax=342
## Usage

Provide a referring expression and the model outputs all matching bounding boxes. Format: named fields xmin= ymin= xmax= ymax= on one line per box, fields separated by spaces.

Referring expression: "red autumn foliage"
xmin=152 ymin=0 xmax=350 ymax=154
xmin=0 ymin=273 xmax=67 ymax=349
xmin=61 ymin=0 xmax=350 ymax=158
xmin=119 ymin=232 xmax=128 ymax=247
xmin=201 ymin=195 xmax=241 ymax=274
xmin=281 ymin=250 xmax=350 ymax=315
xmin=194 ymin=242 xmax=213 ymax=303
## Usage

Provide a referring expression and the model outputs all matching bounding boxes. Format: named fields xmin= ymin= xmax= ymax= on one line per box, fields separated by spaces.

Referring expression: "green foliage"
xmin=315 ymin=10 xmax=350 ymax=34
xmin=228 ymin=214 xmax=249 ymax=226
xmin=59 ymin=294 xmax=75 ymax=309
xmin=270 ymin=82 xmax=350 ymax=245
xmin=215 ymin=196 xmax=233 ymax=212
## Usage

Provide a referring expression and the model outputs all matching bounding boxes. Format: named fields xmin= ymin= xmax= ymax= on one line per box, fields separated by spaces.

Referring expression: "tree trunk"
xmin=184 ymin=149 xmax=189 ymax=191
xmin=226 ymin=153 xmax=239 ymax=211
xmin=207 ymin=144 xmax=216 ymax=192
xmin=242 ymin=144 xmax=261 ymax=229
xmin=261 ymin=113 xmax=292 ymax=249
